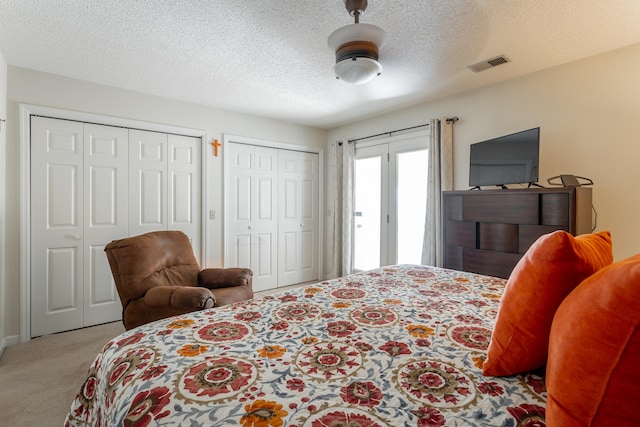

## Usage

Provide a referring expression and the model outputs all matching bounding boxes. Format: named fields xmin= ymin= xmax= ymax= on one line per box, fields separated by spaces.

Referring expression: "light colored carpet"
xmin=0 ymin=321 xmax=125 ymax=426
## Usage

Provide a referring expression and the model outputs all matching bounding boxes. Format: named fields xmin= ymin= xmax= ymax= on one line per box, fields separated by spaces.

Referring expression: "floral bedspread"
xmin=65 ymin=265 xmax=546 ymax=426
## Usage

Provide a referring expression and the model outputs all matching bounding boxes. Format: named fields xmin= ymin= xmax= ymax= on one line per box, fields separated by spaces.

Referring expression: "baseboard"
xmin=0 ymin=334 xmax=20 ymax=359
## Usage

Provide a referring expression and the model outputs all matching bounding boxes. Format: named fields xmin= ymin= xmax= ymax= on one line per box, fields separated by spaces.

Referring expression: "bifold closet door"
xmin=226 ymin=143 xmax=278 ymax=291
xmin=31 ymin=119 xmax=202 ymax=337
xmin=278 ymin=150 xmax=319 ymax=286
xmin=225 ymin=143 xmax=319 ymax=290
xmin=30 ymin=117 xmax=127 ymax=336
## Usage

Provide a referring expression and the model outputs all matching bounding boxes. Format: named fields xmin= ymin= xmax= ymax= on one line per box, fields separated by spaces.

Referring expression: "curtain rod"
xmin=344 ymin=116 xmax=459 ymax=144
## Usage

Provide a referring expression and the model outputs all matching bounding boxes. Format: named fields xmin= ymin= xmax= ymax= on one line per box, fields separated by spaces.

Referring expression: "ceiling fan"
xmin=328 ymin=0 xmax=388 ymax=84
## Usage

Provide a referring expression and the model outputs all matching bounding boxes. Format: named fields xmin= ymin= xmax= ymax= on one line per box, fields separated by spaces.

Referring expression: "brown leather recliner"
xmin=105 ymin=230 xmax=253 ymax=330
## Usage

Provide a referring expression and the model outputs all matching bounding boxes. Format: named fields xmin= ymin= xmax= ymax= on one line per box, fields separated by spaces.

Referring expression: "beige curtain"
xmin=330 ymin=140 xmax=355 ymax=278
xmin=421 ymin=118 xmax=453 ymax=266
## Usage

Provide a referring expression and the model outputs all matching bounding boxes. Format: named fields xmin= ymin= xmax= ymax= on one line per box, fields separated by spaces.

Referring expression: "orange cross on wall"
xmin=211 ymin=139 xmax=221 ymax=156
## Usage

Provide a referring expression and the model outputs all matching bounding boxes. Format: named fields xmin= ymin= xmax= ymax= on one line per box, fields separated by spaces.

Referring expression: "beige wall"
xmin=3 ymin=68 xmax=327 ymax=340
xmin=326 ymin=43 xmax=640 ymax=269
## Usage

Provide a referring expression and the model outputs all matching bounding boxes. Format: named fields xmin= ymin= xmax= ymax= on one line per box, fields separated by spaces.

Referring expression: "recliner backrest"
xmin=105 ymin=231 xmax=200 ymax=307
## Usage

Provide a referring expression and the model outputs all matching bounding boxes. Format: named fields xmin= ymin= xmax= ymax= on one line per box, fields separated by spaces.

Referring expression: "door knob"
xmin=65 ymin=234 xmax=81 ymax=240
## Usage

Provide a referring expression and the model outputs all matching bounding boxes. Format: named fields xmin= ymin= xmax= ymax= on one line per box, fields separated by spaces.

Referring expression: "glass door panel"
xmin=395 ymin=149 xmax=428 ymax=264
xmin=353 ymin=155 xmax=382 ymax=271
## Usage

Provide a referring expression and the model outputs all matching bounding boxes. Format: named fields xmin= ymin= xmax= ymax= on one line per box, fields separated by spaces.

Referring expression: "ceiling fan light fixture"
xmin=333 ymin=57 xmax=383 ymax=84
xmin=328 ymin=1 xmax=388 ymax=84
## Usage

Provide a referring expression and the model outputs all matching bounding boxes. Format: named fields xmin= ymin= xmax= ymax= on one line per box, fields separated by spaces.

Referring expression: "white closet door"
xmin=253 ymin=146 xmax=278 ymax=290
xmin=298 ymin=152 xmax=319 ymax=283
xmin=83 ymin=124 xmax=128 ymax=326
xmin=225 ymin=143 xmax=278 ymax=291
xmin=278 ymin=150 xmax=318 ymax=286
xmin=129 ymin=129 xmax=168 ymax=236
xmin=31 ymin=117 xmax=85 ymax=336
xmin=226 ymin=143 xmax=253 ymax=268
xmin=168 ymin=134 xmax=202 ymax=261
xmin=30 ymin=117 xmax=203 ymax=336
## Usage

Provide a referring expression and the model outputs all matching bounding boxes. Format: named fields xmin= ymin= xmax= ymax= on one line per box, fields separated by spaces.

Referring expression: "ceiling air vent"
xmin=467 ymin=55 xmax=510 ymax=73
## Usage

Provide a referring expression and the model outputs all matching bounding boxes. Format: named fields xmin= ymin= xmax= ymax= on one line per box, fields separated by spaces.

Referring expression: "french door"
xmin=353 ymin=133 xmax=429 ymax=271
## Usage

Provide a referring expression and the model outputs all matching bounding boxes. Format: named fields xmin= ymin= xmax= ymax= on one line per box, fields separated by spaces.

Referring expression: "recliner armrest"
xmin=144 ymin=286 xmax=215 ymax=310
xmin=198 ymin=268 xmax=253 ymax=290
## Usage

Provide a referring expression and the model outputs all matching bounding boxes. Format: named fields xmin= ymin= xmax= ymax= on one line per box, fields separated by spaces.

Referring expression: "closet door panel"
xmin=83 ymin=124 xmax=127 ymax=326
xmin=235 ymin=176 xmax=252 ymax=220
xmin=253 ymin=147 xmax=278 ymax=290
xmin=256 ymin=233 xmax=274 ymax=280
xmin=47 ymin=248 xmax=77 ymax=308
xmin=139 ymin=170 xmax=163 ymax=225
xmin=89 ymin=167 xmax=117 ymax=225
xmin=226 ymin=144 xmax=254 ymax=269
xmin=228 ymin=182 xmax=253 ymax=267
xmin=284 ymin=180 xmax=297 ymax=218
xmin=257 ymin=177 xmax=273 ymax=220
xmin=282 ymin=231 xmax=298 ymax=273
xmin=49 ymin=165 xmax=79 ymax=226
xmin=225 ymin=143 xmax=278 ymax=291
xmin=278 ymin=150 xmax=301 ymax=286
xmin=171 ymin=172 xmax=192 ymax=223
xmin=255 ymin=173 xmax=275 ymax=282
xmin=234 ymin=235 xmax=252 ymax=268
xmin=30 ymin=117 xmax=84 ymax=336
xmin=301 ymin=178 xmax=314 ymax=219
xmin=298 ymin=152 xmax=318 ymax=283
xmin=301 ymin=230 xmax=314 ymax=270
xmin=278 ymin=150 xmax=318 ymax=286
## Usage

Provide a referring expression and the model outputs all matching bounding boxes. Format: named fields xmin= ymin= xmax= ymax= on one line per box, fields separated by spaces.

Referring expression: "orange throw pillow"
xmin=482 ymin=230 xmax=613 ymax=376
xmin=546 ymin=253 xmax=640 ymax=426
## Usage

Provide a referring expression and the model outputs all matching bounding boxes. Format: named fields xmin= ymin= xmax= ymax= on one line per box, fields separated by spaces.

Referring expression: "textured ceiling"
xmin=1 ymin=0 xmax=640 ymax=129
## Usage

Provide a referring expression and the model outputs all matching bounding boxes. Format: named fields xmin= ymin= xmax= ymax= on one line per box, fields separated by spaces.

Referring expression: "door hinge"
xmin=387 ymin=214 xmax=389 ymax=223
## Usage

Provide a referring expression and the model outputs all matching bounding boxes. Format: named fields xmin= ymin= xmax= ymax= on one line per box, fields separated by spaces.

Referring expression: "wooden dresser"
xmin=442 ymin=187 xmax=592 ymax=279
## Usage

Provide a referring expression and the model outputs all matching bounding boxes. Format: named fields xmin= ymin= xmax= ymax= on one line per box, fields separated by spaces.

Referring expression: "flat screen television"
xmin=469 ymin=127 xmax=540 ymax=188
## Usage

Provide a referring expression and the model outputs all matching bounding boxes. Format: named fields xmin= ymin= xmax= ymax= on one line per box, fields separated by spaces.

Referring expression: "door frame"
xmin=222 ymin=134 xmax=324 ymax=288
xmin=19 ymin=104 xmax=208 ymax=342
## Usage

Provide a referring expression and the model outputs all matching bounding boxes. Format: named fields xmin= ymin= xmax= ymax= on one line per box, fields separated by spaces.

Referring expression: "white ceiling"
xmin=1 ymin=1 xmax=640 ymax=129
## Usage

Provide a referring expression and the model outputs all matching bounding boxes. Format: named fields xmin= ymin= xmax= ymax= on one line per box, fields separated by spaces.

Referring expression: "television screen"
xmin=469 ymin=127 xmax=540 ymax=188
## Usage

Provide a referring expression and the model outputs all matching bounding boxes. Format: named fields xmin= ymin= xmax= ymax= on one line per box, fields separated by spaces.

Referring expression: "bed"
xmin=65 ymin=264 xmax=547 ymax=426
